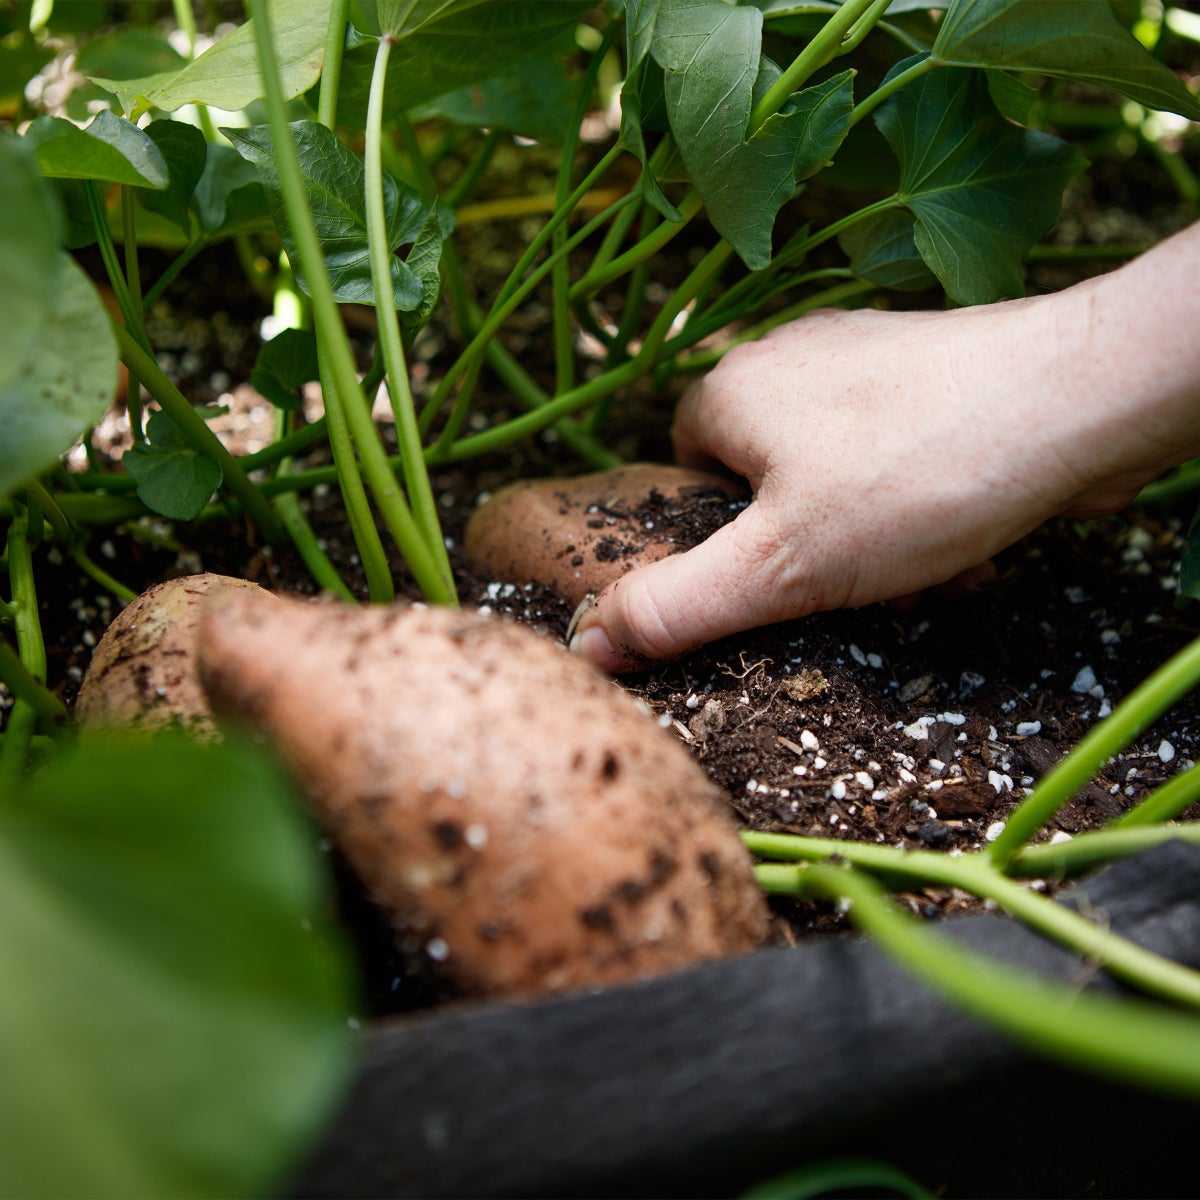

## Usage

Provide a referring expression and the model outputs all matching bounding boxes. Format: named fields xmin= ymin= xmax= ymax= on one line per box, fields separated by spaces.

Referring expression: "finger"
xmin=671 ymin=379 xmax=723 ymax=472
xmin=568 ymin=505 xmax=796 ymax=672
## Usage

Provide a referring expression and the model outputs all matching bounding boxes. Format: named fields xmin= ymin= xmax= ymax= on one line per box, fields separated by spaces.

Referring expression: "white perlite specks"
xmin=1071 ymin=665 xmax=1097 ymax=694
xmin=1159 ymin=740 xmax=1177 ymax=764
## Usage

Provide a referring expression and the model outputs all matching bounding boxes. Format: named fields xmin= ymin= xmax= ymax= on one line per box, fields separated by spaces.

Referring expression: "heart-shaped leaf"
xmin=89 ymin=0 xmax=332 ymax=118
xmin=225 ymin=121 xmax=454 ymax=312
xmin=0 ymin=733 xmax=354 ymax=1199
xmin=335 ymin=1 xmax=590 ymax=128
xmin=933 ymin=0 xmax=1200 ymax=120
xmin=25 ymin=109 xmax=169 ymax=188
xmin=252 ymin=328 xmax=319 ymax=411
xmin=138 ymin=119 xmax=207 ymax=234
xmin=839 ymin=209 xmax=937 ymax=291
xmin=875 ymin=61 xmax=1086 ymax=304
xmin=650 ymin=0 xmax=855 ymax=268
xmin=123 ymin=409 xmax=223 ymax=520
xmin=0 ymin=136 xmax=59 ymax=394
xmin=0 ymin=253 xmax=117 ymax=501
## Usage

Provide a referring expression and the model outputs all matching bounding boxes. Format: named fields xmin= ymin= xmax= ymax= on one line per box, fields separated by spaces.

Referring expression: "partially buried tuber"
xmin=197 ymin=591 xmax=768 ymax=998
xmin=75 ymin=572 xmax=263 ymax=737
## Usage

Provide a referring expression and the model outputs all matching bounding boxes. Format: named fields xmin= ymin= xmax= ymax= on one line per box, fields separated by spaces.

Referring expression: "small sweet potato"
xmin=75 ymin=573 xmax=265 ymax=737
xmin=198 ymin=592 xmax=768 ymax=998
xmin=464 ymin=464 xmax=746 ymax=606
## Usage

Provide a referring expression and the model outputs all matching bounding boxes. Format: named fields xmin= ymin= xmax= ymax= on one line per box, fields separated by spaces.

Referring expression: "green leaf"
xmin=875 ymin=62 xmax=1086 ymax=304
xmin=138 ymin=119 xmax=207 ymax=234
xmin=89 ymin=0 xmax=333 ymax=118
xmin=252 ymin=328 xmax=319 ymax=411
xmin=74 ymin=29 xmax=186 ymax=80
xmin=0 ymin=34 xmax=54 ymax=108
xmin=839 ymin=209 xmax=937 ymax=291
xmin=415 ymin=55 xmax=583 ymax=144
xmin=1181 ymin=504 xmax=1200 ymax=602
xmin=650 ymin=1 xmax=854 ymax=268
xmin=224 ymin=120 xmax=454 ymax=311
xmin=985 ymin=68 xmax=1040 ymax=126
xmin=335 ymin=1 xmax=591 ymax=128
xmin=933 ymin=0 xmax=1200 ymax=121
xmin=0 ymin=253 xmax=116 ymax=501
xmin=0 ymin=137 xmax=59 ymax=394
xmin=0 ymin=733 xmax=354 ymax=1199
xmin=190 ymin=142 xmax=269 ymax=239
xmin=123 ymin=409 xmax=223 ymax=520
xmin=25 ymin=109 xmax=169 ymax=188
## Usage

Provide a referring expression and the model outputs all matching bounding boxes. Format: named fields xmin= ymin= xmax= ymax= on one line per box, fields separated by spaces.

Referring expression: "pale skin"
xmin=570 ymin=221 xmax=1200 ymax=673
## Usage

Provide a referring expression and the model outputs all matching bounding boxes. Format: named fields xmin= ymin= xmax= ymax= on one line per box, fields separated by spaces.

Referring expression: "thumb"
xmin=568 ymin=506 xmax=791 ymax=672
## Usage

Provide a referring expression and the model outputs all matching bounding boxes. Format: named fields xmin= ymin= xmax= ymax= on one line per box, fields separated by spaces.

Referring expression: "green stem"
xmin=316 ymin=0 xmax=351 ymax=129
xmin=112 ymin=320 xmax=285 ymax=545
xmin=1011 ymin=823 xmax=1200 ymax=879
xmin=571 ymin=192 xmax=702 ymax=302
xmin=849 ymin=53 xmax=936 ymax=128
xmin=365 ymin=39 xmax=455 ymax=599
xmin=121 ymin=187 xmax=145 ymax=442
xmin=750 ymin=0 xmax=882 ymax=131
xmin=752 ymin=839 xmax=1200 ymax=1011
xmin=248 ymin=0 xmax=452 ymax=604
xmin=273 ymin=487 xmax=355 ymax=601
xmin=70 ymin=543 xmax=137 ymax=604
xmin=84 ymin=182 xmax=143 ymax=344
xmin=315 ymin=344 xmax=394 ymax=603
xmin=640 ymin=242 xmax=733 ymax=363
xmin=20 ymin=477 xmax=72 ymax=544
xmin=143 ymin=237 xmax=209 ymax=309
xmin=424 ymin=191 xmax=639 ymax=439
xmin=799 ymin=863 xmax=1200 ymax=1099
xmin=840 ymin=0 xmax=894 ymax=54
xmin=434 ymin=355 xmax=644 ymax=463
xmin=446 ymin=129 xmax=502 ymax=208
xmin=1115 ymin=761 xmax=1200 ymax=828
xmin=0 ymin=638 xmax=67 ymax=723
xmin=989 ymin=634 xmax=1200 ymax=867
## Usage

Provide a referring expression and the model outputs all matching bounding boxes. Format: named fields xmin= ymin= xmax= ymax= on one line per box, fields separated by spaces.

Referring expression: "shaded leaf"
xmin=0 ymin=733 xmax=354 ymax=1199
xmin=839 ymin=209 xmax=937 ymax=291
xmin=1181 ymin=505 xmax=1200 ymax=602
xmin=253 ymin=328 xmax=319 ymax=411
xmin=416 ymin=55 xmax=582 ymax=144
xmin=335 ymin=1 xmax=590 ymax=128
xmin=875 ymin=62 xmax=1086 ymax=304
xmin=650 ymin=0 xmax=855 ymax=268
xmin=0 ymin=253 xmax=116 ymax=501
xmin=933 ymin=0 xmax=1200 ymax=120
xmin=985 ymin=68 xmax=1040 ymax=125
xmin=138 ymin=119 xmax=207 ymax=234
xmin=224 ymin=120 xmax=453 ymax=311
xmin=0 ymin=137 xmax=59 ymax=394
xmin=74 ymin=29 xmax=186 ymax=80
xmin=123 ymin=409 xmax=223 ymax=520
xmin=89 ymin=0 xmax=332 ymax=118
xmin=190 ymin=142 xmax=269 ymax=239
xmin=25 ymin=109 xmax=169 ymax=188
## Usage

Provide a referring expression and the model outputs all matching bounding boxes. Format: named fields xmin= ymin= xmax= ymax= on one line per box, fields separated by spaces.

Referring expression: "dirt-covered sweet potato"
xmin=198 ymin=592 xmax=768 ymax=998
xmin=75 ymin=573 xmax=265 ymax=736
xmin=464 ymin=464 xmax=746 ymax=606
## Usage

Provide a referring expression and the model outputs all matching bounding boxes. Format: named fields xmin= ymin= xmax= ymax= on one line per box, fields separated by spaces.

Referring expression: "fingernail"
xmin=569 ymin=623 xmax=618 ymax=670
xmin=565 ymin=591 xmax=599 ymax=644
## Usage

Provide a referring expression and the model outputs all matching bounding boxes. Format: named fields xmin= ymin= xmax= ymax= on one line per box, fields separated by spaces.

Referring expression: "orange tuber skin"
xmin=198 ymin=591 xmax=769 ymax=999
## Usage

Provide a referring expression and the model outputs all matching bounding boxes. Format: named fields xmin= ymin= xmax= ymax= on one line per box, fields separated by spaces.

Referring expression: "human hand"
xmin=569 ymin=233 xmax=1200 ymax=672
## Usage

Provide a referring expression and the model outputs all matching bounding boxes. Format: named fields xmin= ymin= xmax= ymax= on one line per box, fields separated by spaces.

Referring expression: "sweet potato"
xmin=198 ymin=592 xmax=768 ymax=998
xmin=464 ymin=464 xmax=746 ymax=606
xmin=75 ymin=573 xmax=265 ymax=737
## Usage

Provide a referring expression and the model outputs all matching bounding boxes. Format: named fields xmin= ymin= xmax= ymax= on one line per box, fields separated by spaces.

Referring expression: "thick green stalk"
xmin=121 ymin=187 xmax=146 ymax=441
xmin=423 ymin=192 xmax=639 ymax=437
xmin=434 ymin=356 xmax=645 ymax=463
xmin=112 ymin=320 xmax=285 ymax=545
xmin=750 ymin=0 xmax=880 ymax=130
xmin=20 ymin=478 xmax=71 ymax=544
xmin=365 ymin=38 xmax=455 ymax=598
xmin=0 ymin=514 xmax=54 ymax=789
xmin=1011 ymin=823 xmax=1200 ymax=878
xmin=0 ymin=639 xmax=66 ymax=723
xmin=840 ymin=0 xmax=895 ymax=54
xmin=989 ymin=634 xmax=1200 ymax=867
xmin=751 ymin=839 xmax=1200 ymax=1011
xmin=798 ymin=863 xmax=1200 ymax=1099
xmin=316 ymin=0 xmax=351 ymax=129
xmin=849 ymin=53 xmax=936 ymax=129
xmin=1115 ymin=761 xmax=1200 ymax=828
xmin=247 ymin=0 xmax=452 ymax=603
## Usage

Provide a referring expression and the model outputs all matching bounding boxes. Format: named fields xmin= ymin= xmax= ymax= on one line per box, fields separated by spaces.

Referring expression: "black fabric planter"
xmin=295 ymin=841 xmax=1200 ymax=1199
